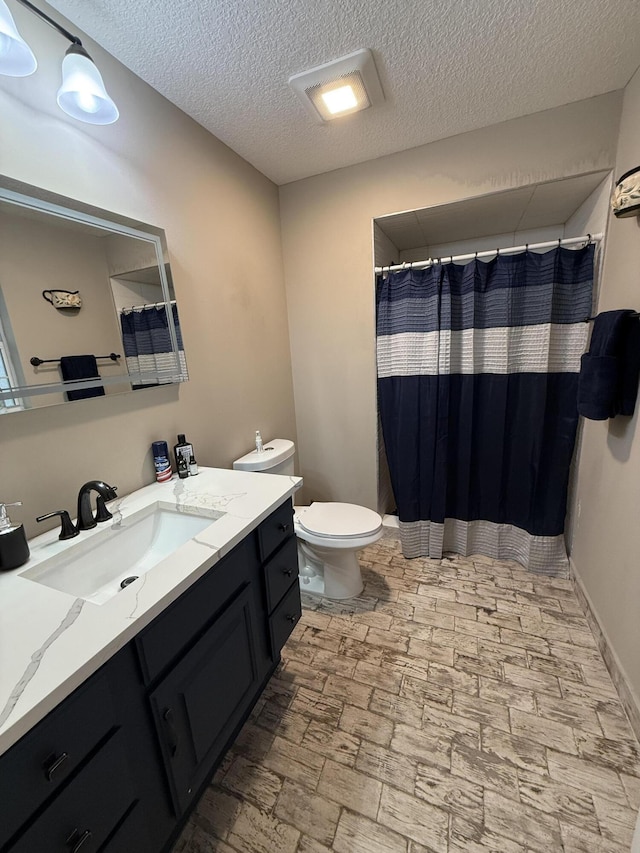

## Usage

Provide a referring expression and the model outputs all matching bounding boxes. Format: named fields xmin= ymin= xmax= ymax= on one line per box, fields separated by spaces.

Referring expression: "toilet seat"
xmin=296 ymin=502 xmax=382 ymax=539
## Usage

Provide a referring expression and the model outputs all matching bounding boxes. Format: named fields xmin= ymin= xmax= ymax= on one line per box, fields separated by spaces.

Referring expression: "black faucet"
xmin=76 ymin=481 xmax=118 ymax=531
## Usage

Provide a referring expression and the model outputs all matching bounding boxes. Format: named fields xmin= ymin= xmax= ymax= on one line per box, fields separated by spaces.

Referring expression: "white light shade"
xmin=0 ymin=0 xmax=37 ymax=77
xmin=57 ymin=46 xmax=118 ymax=125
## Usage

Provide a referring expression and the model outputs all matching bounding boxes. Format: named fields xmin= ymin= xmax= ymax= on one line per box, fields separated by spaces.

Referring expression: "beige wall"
xmin=279 ymin=93 xmax=622 ymax=509
xmin=0 ymin=2 xmax=296 ymax=536
xmin=571 ymin=67 xmax=640 ymax=709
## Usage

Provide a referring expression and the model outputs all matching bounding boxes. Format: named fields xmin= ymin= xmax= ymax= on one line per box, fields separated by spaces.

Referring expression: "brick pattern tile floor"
xmin=173 ymin=536 xmax=640 ymax=852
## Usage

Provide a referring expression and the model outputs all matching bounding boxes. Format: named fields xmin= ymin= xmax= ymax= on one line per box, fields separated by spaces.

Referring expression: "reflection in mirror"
xmin=0 ymin=177 xmax=188 ymax=414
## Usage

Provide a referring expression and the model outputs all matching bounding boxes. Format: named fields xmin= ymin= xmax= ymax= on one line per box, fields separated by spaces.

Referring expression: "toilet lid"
xmin=297 ymin=503 xmax=382 ymax=539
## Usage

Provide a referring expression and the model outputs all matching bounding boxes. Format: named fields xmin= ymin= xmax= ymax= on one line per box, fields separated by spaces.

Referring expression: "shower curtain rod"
xmin=374 ymin=232 xmax=603 ymax=274
xmin=121 ymin=299 xmax=177 ymax=313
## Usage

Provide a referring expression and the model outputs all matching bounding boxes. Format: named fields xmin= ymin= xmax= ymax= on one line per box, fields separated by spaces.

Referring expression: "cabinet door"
xmin=149 ymin=584 xmax=260 ymax=815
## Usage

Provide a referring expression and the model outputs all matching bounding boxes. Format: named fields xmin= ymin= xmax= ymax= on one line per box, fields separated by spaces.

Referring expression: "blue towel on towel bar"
xmin=59 ymin=355 xmax=105 ymax=401
xmin=577 ymin=310 xmax=640 ymax=420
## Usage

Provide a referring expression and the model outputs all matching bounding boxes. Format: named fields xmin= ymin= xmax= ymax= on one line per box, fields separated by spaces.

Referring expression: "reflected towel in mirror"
xmin=59 ymin=355 xmax=105 ymax=401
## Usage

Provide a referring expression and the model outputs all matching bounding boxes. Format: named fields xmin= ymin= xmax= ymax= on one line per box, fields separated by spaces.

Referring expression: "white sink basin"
xmin=22 ymin=502 xmax=224 ymax=605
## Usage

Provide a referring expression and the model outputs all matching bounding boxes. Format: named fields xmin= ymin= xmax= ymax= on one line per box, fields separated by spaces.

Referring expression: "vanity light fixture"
xmin=289 ymin=48 xmax=384 ymax=124
xmin=0 ymin=0 xmax=118 ymax=124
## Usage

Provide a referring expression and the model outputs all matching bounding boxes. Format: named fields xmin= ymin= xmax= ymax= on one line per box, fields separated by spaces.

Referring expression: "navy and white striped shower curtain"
xmin=120 ymin=303 xmax=186 ymax=385
xmin=376 ymin=245 xmax=595 ymax=575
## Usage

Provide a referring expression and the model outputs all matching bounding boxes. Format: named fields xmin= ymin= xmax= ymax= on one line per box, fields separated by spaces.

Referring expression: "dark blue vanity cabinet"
xmin=0 ymin=499 xmax=301 ymax=853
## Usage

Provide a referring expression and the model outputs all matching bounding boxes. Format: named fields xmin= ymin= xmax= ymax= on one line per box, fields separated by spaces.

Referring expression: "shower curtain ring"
xmin=587 ymin=233 xmax=592 ymax=245
xmin=558 ymin=238 xmax=561 ymax=248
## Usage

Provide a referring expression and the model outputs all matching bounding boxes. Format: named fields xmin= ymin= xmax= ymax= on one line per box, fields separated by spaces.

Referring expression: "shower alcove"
xmin=373 ymin=170 xmax=612 ymax=550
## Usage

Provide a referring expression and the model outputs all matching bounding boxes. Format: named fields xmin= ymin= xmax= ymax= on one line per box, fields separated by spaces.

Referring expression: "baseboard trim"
xmin=569 ymin=557 xmax=640 ymax=742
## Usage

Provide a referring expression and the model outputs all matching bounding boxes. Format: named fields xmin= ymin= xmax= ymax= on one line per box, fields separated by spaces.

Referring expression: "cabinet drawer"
xmin=269 ymin=580 xmax=302 ymax=657
xmin=101 ymin=802 xmax=150 ymax=853
xmin=136 ymin=535 xmax=257 ymax=684
xmin=0 ymin=672 xmax=115 ymax=846
xmin=258 ymin=500 xmax=294 ymax=562
xmin=264 ymin=536 xmax=299 ymax=613
xmin=9 ymin=729 xmax=135 ymax=853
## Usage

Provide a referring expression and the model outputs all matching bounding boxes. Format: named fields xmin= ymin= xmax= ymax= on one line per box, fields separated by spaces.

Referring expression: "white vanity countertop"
xmin=0 ymin=467 xmax=301 ymax=756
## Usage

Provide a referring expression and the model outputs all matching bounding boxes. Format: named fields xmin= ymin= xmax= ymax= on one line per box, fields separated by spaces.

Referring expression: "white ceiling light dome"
xmin=289 ymin=48 xmax=384 ymax=124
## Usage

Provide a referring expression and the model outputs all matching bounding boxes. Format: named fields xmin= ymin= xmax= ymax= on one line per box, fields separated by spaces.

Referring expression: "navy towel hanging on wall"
xmin=577 ymin=310 xmax=640 ymax=420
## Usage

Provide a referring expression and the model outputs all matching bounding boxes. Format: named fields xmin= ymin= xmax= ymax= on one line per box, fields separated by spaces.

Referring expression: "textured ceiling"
xmin=46 ymin=0 xmax=640 ymax=185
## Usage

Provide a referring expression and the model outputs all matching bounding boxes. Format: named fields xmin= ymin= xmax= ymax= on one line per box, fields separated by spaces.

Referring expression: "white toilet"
xmin=233 ymin=439 xmax=383 ymax=599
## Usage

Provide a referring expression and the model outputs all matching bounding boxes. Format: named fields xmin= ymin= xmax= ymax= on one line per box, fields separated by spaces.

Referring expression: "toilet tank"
xmin=232 ymin=438 xmax=295 ymax=475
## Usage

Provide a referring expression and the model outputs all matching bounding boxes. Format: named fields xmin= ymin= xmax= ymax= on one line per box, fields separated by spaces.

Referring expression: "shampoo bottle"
xmin=174 ymin=433 xmax=194 ymax=471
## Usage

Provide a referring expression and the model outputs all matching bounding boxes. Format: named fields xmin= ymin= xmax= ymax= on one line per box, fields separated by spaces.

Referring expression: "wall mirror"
xmin=0 ymin=176 xmax=188 ymax=415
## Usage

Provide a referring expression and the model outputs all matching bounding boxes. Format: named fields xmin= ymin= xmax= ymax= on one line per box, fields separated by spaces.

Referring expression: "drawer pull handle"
xmin=278 ymin=522 xmax=291 ymax=533
xmin=282 ymin=568 xmax=293 ymax=577
xmin=163 ymin=707 xmax=180 ymax=757
xmin=44 ymin=751 xmax=69 ymax=781
xmin=286 ymin=614 xmax=298 ymax=624
xmin=68 ymin=829 xmax=92 ymax=853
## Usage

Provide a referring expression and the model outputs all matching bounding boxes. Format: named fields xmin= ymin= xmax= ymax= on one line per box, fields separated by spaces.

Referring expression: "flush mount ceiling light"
xmin=289 ymin=48 xmax=384 ymax=124
xmin=0 ymin=0 xmax=118 ymax=124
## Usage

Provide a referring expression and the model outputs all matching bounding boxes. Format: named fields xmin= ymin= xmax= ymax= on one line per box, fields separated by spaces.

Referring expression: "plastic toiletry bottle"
xmin=177 ymin=454 xmax=189 ymax=479
xmin=255 ymin=430 xmax=264 ymax=453
xmin=189 ymin=454 xmax=199 ymax=476
xmin=0 ymin=502 xmax=30 ymax=570
xmin=152 ymin=440 xmax=172 ymax=483
xmin=174 ymin=433 xmax=194 ymax=471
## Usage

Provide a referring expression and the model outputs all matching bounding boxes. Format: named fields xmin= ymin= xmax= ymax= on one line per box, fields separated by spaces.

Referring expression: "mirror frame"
xmin=0 ymin=176 xmax=188 ymax=407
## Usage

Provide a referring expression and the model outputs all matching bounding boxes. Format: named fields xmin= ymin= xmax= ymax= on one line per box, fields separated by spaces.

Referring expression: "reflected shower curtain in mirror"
xmin=376 ymin=245 xmax=595 ymax=575
xmin=120 ymin=303 xmax=186 ymax=386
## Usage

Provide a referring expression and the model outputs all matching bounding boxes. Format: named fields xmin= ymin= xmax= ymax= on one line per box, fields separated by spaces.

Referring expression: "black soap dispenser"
xmin=0 ymin=501 xmax=30 ymax=571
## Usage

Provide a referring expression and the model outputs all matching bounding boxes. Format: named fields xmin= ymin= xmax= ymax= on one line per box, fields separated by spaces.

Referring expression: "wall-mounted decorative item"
xmin=611 ymin=166 xmax=640 ymax=218
xmin=42 ymin=289 xmax=82 ymax=310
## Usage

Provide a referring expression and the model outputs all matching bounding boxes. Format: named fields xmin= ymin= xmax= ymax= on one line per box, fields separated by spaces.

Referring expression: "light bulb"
xmin=321 ymin=85 xmax=358 ymax=115
xmin=76 ymin=90 xmax=100 ymax=114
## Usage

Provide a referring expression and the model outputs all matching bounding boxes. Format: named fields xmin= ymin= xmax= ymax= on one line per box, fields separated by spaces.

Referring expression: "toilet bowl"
xmin=294 ymin=502 xmax=383 ymax=599
xmin=232 ymin=439 xmax=383 ymax=600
